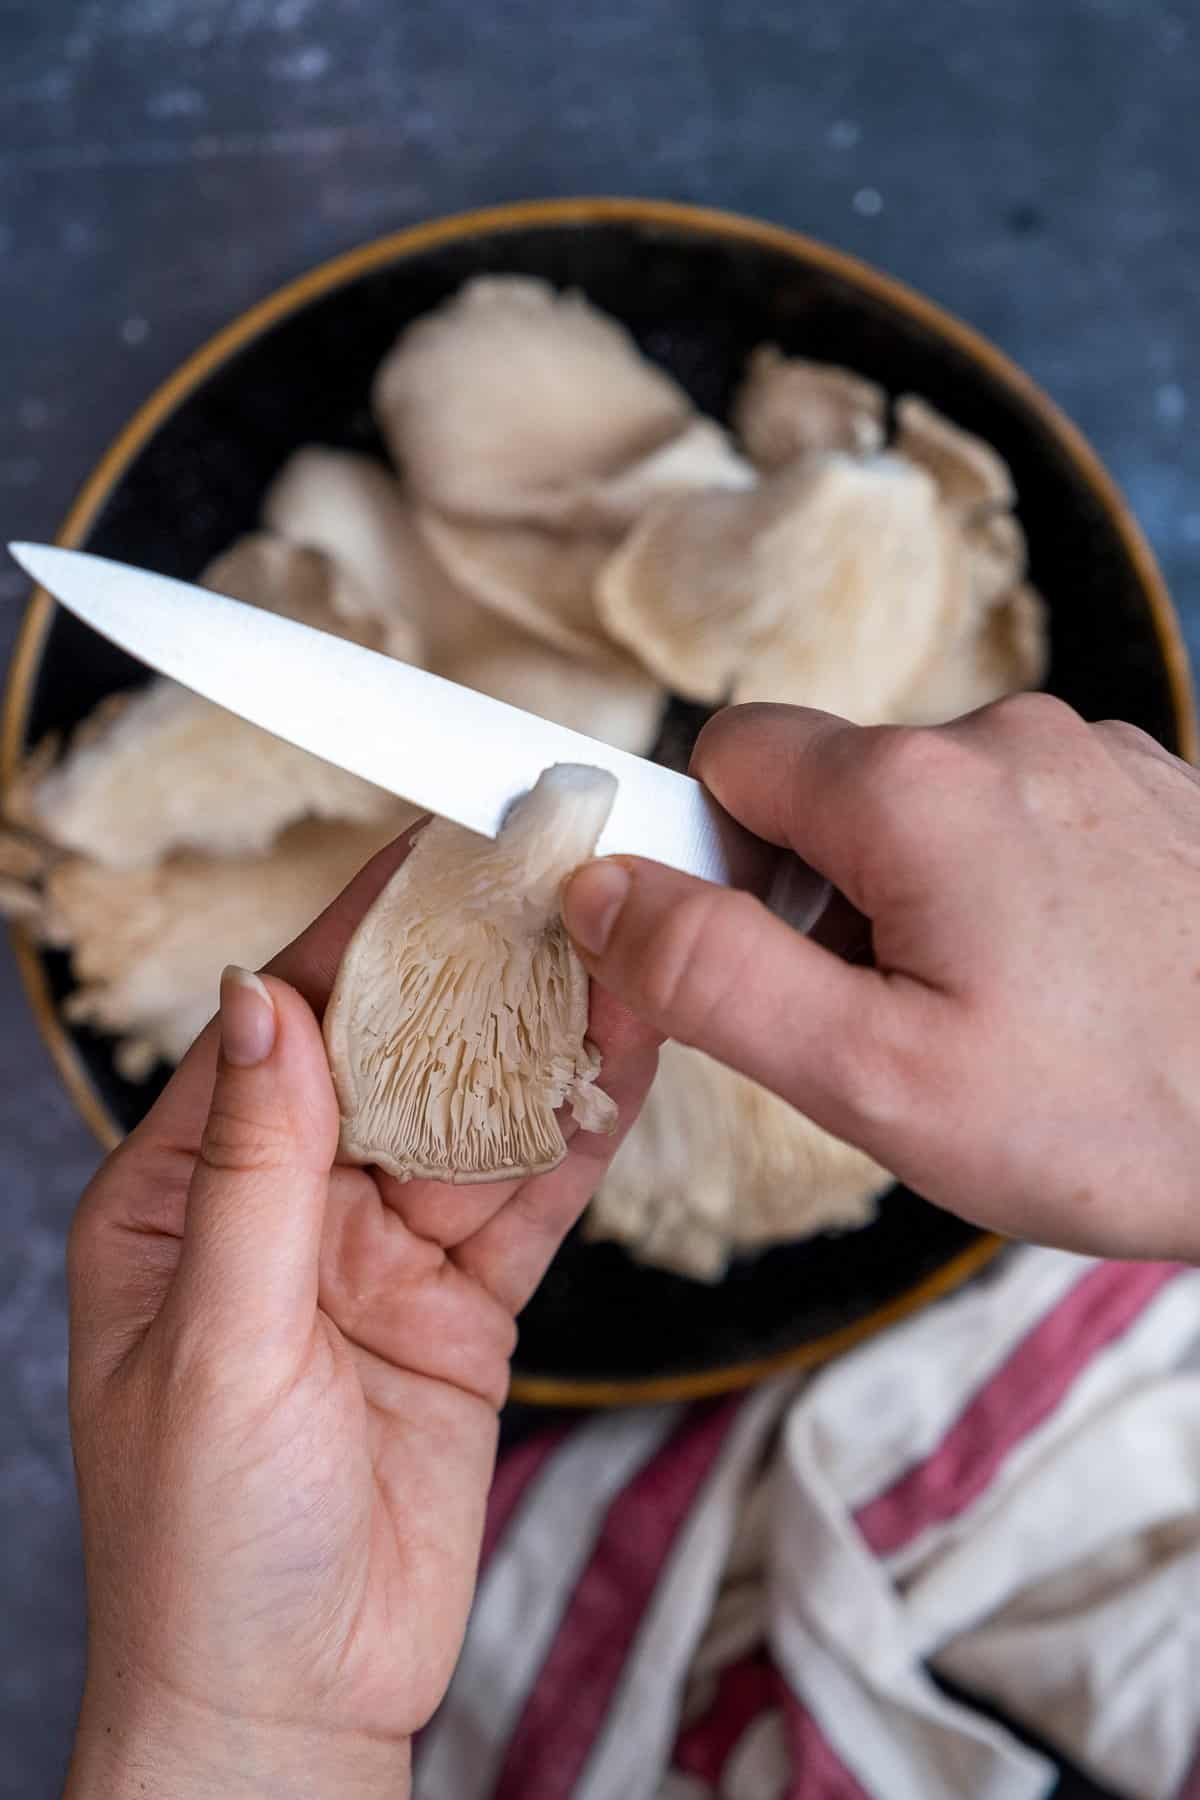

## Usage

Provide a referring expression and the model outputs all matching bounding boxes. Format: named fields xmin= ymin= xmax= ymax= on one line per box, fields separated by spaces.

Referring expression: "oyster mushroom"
xmin=578 ymin=416 xmax=756 ymax=531
xmin=0 ymin=877 xmax=40 ymax=923
xmin=587 ymin=1042 xmax=890 ymax=1281
xmin=885 ymin=415 xmax=1049 ymax=725
xmin=372 ymin=276 xmax=692 ymax=526
xmin=0 ymin=825 xmax=47 ymax=922
xmin=729 ymin=458 xmax=965 ymax=718
xmin=961 ymin=508 xmax=1027 ymax=607
xmin=204 ymin=530 xmax=384 ymax=646
xmin=0 ymin=824 xmax=47 ymax=886
xmin=16 ymin=536 xmax=395 ymax=870
xmin=263 ymin=447 xmax=643 ymax=716
xmin=325 ymin=764 xmax=618 ymax=1184
xmin=20 ymin=676 xmax=395 ymax=872
xmin=893 ymin=395 xmax=1015 ymax=520
xmin=438 ymin=614 xmax=664 ymax=754
xmin=262 ymin=447 xmax=448 ymax=661
xmin=24 ymin=813 xmax=412 ymax=1080
xmin=896 ymin=583 xmax=1049 ymax=726
xmin=597 ymin=453 xmax=960 ymax=718
xmin=595 ymin=472 xmax=808 ymax=703
xmin=416 ymin=512 xmax=613 ymax=660
xmin=733 ymin=347 xmax=887 ymax=470
xmin=416 ymin=437 xmax=755 ymax=665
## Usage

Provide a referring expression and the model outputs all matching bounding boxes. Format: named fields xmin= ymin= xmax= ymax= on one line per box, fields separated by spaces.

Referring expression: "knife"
xmin=7 ymin=543 xmax=829 ymax=930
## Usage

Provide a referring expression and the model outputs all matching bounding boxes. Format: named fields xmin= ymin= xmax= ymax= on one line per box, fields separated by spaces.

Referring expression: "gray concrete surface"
xmin=1 ymin=0 xmax=1196 ymax=1791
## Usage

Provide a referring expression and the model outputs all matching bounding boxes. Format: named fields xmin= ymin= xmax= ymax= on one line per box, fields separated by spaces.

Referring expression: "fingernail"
xmin=219 ymin=966 xmax=276 ymax=1067
xmin=563 ymin=860 xmax=631 ymax=956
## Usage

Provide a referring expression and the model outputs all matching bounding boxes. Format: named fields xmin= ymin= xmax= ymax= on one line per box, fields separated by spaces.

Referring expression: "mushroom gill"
xmin=324 ymin=764 xmax=618 ymax=1183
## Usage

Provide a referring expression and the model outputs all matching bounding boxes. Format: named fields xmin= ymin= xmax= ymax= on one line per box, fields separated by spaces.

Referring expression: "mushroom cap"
xmin=262 ymin=447 xmax=459 ymax=663
xmin=598 ymin=453 xmax=958 ymax=716
xmin=595 ymin=471 xmax=811 ymax=702
xmin=416 ymin=511 xmax=612 ymax=660
xmin=885 ymin=458 xmax=1047 ymax=725
xmin=0 ymin=824 xmax=46 ymax=923
xmin=372 ymin=276 xmax=692 ymax=525
xmin=895 ymin=583 xmax=1049 ymax=726
xmin=202 ymin=531 xmax=381 ymax=646
xmin=734 ymin=346 xmax=887 ymax=470
xmin=371 ymin=506 xmax=666 ymax=747
xmin=729 ymin=456 xmax=965 ymax=719
xmin=0 ymin=824 xmax=48 ymax=887
xmin=22 ymin=536 xmax=397 ymax=871
xmin=962 ymin=508 xmax=1027 ymax=608
xmin=36 ymin=813 xmax=411 ymax=1078
xmin=324 ymin=764 xmax=618 ymax=1184
xmin=24 ymin=675 xmax=395 ymax=872
xmin=576 ymin=416 xmax=756 ymax=531
xmin=893 ymin=395 xmax=1015 ymax=519
xmin=587 ymin=1042 xmax=889 ymax=1280
xmin=438 ymin=619 xmax=664 ymax=754
xmin=415 ymin=422 xmax=753 ymax=666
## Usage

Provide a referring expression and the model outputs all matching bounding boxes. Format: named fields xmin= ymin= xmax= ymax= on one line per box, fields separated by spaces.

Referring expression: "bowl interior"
xmin=17 ymin=209 xmax=1187 ymax=1395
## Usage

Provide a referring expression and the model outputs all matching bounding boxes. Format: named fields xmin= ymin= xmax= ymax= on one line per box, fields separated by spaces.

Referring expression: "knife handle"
xmin=706 ymin=798 xmax=831 ymax=935
xmin=765 ymin=852 xmax=832 ymax=935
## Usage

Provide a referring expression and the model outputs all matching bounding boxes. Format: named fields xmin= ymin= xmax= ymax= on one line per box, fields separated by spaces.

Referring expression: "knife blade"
xmin=8 ymin=542 xmax=829 ymax=928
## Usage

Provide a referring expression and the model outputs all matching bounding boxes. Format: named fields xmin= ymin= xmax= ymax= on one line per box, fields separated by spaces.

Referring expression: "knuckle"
xmin=847 ymin=728 xmax=976 ymax=848
xmin=634 ymin=887 xmax=760 ymax=1041
xmin=1094 ymin=717 xmax=1159 ymax=757
xmin=859 ymin=724 xmax=960 ymax=796
xmin=984 ymin=690 xmax=1082 ymax=738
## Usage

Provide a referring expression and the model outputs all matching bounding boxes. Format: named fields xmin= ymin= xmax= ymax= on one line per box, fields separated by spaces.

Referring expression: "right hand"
xmin=562 ymin=696 xmax=1200 ymax=1264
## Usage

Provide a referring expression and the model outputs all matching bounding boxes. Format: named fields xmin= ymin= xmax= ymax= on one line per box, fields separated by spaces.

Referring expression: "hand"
xmin=64 ymin=826 xmax=659 ymax=1800
xmin=563 ymin=696 xmax=1200 ymax=1265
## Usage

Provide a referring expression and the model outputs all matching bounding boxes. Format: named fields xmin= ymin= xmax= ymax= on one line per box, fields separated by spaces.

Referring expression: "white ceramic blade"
xmin=10 ymin=542 xmax=809 ymax=902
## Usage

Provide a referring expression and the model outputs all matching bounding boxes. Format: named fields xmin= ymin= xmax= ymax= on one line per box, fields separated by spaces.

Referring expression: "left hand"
xmin=64 ymin=826 xmax=659 ymax=1800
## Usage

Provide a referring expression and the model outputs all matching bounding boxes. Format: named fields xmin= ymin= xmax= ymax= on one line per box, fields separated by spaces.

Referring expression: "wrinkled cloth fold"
xmin=415 ymin=1248 xmax=1200 ymax=1800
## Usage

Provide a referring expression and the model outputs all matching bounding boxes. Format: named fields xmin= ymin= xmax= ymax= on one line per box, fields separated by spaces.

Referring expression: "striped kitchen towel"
xmin=415 ymin=1247 xmax=1200 ymax=1800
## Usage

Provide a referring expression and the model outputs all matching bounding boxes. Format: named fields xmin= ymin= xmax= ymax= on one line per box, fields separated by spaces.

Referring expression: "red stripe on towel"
xmin=855 ymin=1262 xmax=1182 ymax=1557
xmin=675 ymin=1649 xmax=778 ymax=1784
xmin=489 ymin=1398 xmax=745 ymax=1800
xmin=782 ymin=1686 xmax=873 ymax=1799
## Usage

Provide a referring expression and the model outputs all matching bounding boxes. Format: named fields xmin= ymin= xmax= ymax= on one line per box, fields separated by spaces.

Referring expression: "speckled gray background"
xmin=0 ymin=1 xmax=1196 ymax=1791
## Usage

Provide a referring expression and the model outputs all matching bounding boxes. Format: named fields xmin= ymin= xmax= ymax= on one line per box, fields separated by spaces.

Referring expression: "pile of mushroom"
xmin=1 ymin=275 xmax=1047 ymax=1279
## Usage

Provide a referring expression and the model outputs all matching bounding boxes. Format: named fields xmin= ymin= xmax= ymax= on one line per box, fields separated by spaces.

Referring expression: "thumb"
xmin=167 ymin=966 xmax=340 ymax=1347
xmin=562 ymin=856 xmax=926 ymax=1150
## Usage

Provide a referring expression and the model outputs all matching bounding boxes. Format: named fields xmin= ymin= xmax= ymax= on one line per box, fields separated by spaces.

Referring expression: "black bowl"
xmin=4 ymin=199 xmax=1193 ymax=1405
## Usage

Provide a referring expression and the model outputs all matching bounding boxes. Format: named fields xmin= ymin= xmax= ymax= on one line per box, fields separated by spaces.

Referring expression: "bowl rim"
xmin=4 ymin=195 xmax=1194 ymax=1407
